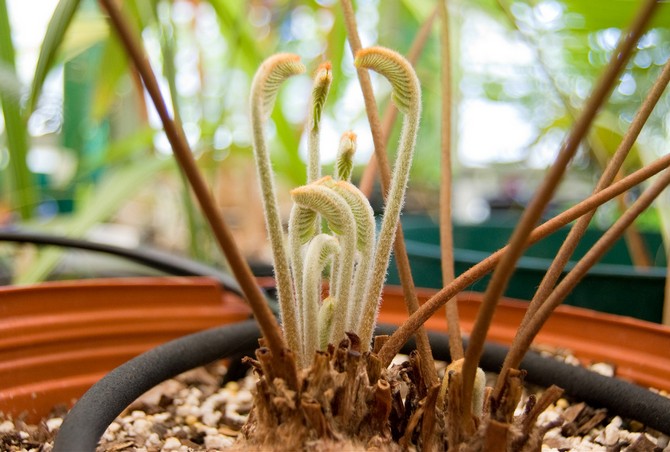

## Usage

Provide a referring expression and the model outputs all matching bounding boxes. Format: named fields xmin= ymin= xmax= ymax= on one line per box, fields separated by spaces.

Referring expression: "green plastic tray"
xmin=387 ymin=216 xmax=667 ymax=323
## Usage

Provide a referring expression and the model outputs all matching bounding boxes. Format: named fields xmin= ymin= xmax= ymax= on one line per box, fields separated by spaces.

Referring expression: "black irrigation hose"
xmin=54 ymin=322 xmax=670 ymax=451
xmin=53 ymin=320 xmax=261 ymax=452
xmin=0 ymin=230 xmax=242 ymax=295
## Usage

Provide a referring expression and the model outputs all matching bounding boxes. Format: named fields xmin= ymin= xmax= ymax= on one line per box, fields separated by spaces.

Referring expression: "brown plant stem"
xmin=340 ymin=0 xmax=437 ymax=387
xmin=358 ymin=7 xmax=437 ymax=198
xmin=500 ymin=167 xmax=670 ymax=378
xmin=515 ymin=52 xmax=670 ymax=336
xmin=377 ymin=150 xmax=670 ymax=366
xmin=459 ymin=0 xmax=657 ymax=422
xmin=438 ymin=0 xmax=462 ymax=361
xmin=99 ymin=0 xmax=288 ymax=363
xmin=495 ymin=0 xmax=652 ymax=268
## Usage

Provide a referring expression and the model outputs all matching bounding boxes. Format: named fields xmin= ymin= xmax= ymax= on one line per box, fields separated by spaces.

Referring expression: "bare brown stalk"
xmin=340 ymin=0 xmax=437 ymax=387
xmin=516 ymin=52 xmax=670 ymax=335
xmin=98 ymin=0 xmax=288 ymax=366
xmin=459 ymin=0 xmax=658 ymax=421
xmin=358 ymin=7 xmax=438 ymax=198
xmin=438 ymin=0 xmax=462 ymax=361
xmin=500 ymin=167 xmax=670 ymax=378
xmin=378 ymin=150 xmax=670 ymax=366
xmin=495 ymin=0 xmax=652 ymax=268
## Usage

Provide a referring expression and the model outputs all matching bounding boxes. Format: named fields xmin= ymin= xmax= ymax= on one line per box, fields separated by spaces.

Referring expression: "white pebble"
xmin=46 ymin=417 xmax=63 ymax=432
xmin=153 ymin=412 xmax=171 ymax=423
xmin=205 ymin=434 xmax=234 ymax=449
xmin=131 ymin=410 xmax=146 ymax=419
xmin=107 ymin=421 xmax=121 ymax=433
xmin=132 ymin=418 xmax=151 ymax=435
xmin=602 ymin=416 xmax=623 ymax=446
xmin=162 ymin=437 xmax=182 ymax=450
xmin=0 ymin=420 xmax=14 ymax=433
xmin=589 ymin=362 xmax=614 ymax=377
xmin=201 ymin=409 xmax=222 ymax=426
xmin=146 ymin=432 xmax=161 ymax=447
xmin=564 ymin=355 xmax=581 ymax=366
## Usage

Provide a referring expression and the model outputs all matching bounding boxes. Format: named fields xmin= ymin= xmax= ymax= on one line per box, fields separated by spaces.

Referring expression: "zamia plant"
xmin=250 ymin=47 xmax=420 ymax=366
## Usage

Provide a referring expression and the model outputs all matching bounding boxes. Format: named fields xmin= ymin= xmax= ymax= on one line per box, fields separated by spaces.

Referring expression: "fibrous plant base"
xmin=236 ymin=336 xmax=563 ymax=451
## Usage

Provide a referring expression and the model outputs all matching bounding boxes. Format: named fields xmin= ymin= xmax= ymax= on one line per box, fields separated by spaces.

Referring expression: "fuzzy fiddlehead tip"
xmin=335 ymin=131 xmax=357 ymax=182
xmin=251 ymin=53 xmax=306 ymax=120
xmin=310 ymin=61 xmax=333 ymax=132
xmin=354 ymin=46 xmax=420 ymax=114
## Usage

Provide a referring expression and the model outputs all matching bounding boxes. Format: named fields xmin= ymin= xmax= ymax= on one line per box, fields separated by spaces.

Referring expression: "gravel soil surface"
xmin=2 ymin=351 xmax=669 ymax=451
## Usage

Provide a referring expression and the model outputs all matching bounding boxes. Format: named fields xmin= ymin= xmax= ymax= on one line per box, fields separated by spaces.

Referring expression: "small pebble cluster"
xmin=1 ymin=354 xmax=669 ymax=451
xmin=96 ymin=364 xmax=256 ymax=451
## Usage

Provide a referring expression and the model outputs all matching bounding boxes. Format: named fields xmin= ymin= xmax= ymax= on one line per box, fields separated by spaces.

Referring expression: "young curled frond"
xmin=354 ymin=46 xmax=420 ymax=114
xmin=335 ymin=131 xmax=357 ymax=182
xmin=302 ymin=234 xmax=341 ymax=363
xmin=291 ymin=179 xmax=357 ymax=345
xmin=290 ymin=178 xmax=352 ymax=236
xmin=355 ymin=47 xmax=421 ymax=351
xmin=250 ymin=53 xmax=305 ymax=356
xmin=318 ymin=297 xmax=336 ymax=351
xmin=310 ymin=62 xmax=333 ymax=133
xmin=318 ymin=178 xmax=374 ymax=252
xmin=291 ymin=206 xmax=318 ymax=245
xmin=251 ymin=53 xmax=306 ymax=120
xmin=308 ymin=61 xmax=333 ymax=184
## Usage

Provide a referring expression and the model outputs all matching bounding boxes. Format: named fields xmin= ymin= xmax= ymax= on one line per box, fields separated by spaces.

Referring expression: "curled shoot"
xmin=291 ymin=180 xmax=357 ymax=345
xmin=354 ymin=47 xmax=421 ymax=350
xmin=250 ymin=47 xmax=419 ymax=363
xmin=250 ymin=53 xmax=306 ymax=355
xmin=308 ymin=62 xmax=333 ymax=183
xmin=302 ymin=234 xmax=341 ymax=364
xmin=335 ymin=131 xmax=357 ymax=182
xmin=319 ymin=178 xmax=376 ymax=331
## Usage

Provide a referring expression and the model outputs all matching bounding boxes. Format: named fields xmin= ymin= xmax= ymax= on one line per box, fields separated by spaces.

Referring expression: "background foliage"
xmin=1 ymin=0 xmax=669 ymax=281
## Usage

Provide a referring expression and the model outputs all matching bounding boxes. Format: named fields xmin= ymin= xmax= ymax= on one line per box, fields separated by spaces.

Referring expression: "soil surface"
xmin=1 ymin=351 xmax=669 ymax=451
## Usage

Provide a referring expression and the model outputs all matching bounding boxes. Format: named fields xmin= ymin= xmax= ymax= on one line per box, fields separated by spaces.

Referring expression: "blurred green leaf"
xmin=562 ymin=0 xmax=670 ymax=31
xmin=59 ymin=12 xmax=108 ymax=62
xmin=207 ymin=0 xmax=263 ymax=72
xmin=0 ymin=61 xmax=22 ymax=105
xmin=28 ymin=0 xmax=82 ymax=113
xmin=0 ymin=0 xmax=36 ymax=219
xmin=15 ymin=157 xmax=171 ymax=284
xmin=91 ymin=33 xmax=128 ymax=120
xmin=591 ymin=114 xmax=643 ymax=172
xmin=77 ymin=126 xmax=155 ymax=176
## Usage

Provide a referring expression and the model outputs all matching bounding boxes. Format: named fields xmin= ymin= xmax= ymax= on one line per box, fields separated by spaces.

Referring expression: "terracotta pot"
xmin=0 ymin=276 xmax=251 ymax=422
xmin=377 ymin=285 xmax=670 ymax=392
xmin=55 ymin=317 xmax=670 ymax=450
xmin=4 ymin=276 xmax=670 ymax=426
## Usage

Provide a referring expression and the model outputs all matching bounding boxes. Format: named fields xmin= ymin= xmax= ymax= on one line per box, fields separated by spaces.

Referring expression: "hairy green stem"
xmin=308 ymin=62 xmax=332 ymax=184
xmin=354 ymin=47 xmax=421 ymax=351
xmin=302 ymin=234 xmax=340 ymax=364
xmin=250 ymin=54 xmax=306 ymax=355
xmin=291 ymin=182 xmax=357 ymax=345
xmin=323 ymin=180 xmax=376 ymax=332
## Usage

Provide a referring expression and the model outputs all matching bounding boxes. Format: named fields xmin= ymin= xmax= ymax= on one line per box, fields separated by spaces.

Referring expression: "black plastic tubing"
xmin=53 ymin=320 xmax=261 ymax=452
xmin=54 ymin=322 xmax=670 ymax=451
xmin=0 ymin=230 xmax=242 ymax=294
